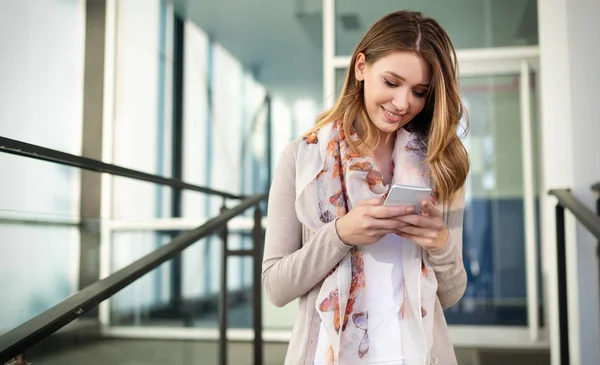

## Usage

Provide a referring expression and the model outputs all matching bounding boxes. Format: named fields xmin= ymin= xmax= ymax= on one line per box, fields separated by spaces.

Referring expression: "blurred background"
xmin=0 ymin=1 xmax=598 ymax=365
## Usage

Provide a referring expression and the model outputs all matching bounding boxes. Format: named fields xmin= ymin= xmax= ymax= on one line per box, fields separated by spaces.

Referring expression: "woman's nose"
xmin=391 ymin=89 xmax=410 ymax=112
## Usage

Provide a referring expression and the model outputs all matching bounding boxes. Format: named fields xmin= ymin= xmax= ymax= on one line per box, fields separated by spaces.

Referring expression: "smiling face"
xmin=354 ymin=51 xmax=432 ymax=139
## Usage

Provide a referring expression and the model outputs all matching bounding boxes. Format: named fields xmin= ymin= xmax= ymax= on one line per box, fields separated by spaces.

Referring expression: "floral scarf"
xmin=295 ymin=120 xmax=438 ymax=365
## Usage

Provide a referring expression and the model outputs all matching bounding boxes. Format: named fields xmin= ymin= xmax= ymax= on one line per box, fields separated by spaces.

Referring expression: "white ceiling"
xmin=170 ymin=0 xmax=537 ymax=105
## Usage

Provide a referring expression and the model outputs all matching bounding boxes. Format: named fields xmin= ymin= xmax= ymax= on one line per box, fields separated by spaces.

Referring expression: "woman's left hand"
xmin=395 ymin=200 xmax=448 ymax=252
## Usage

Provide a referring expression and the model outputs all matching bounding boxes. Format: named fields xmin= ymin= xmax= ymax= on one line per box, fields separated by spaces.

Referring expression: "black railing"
xmin=0 ymin=194 xmax=265 ymax=364
xmin=593 ymin=183 xmax=600 ymax=222
xmin=0 ymin=137 xmax=244 ymax=200
xmin=549 ymin=185 xmax=600 ymax=365
xmin=0 ymin=138 xmax=268 ymax=365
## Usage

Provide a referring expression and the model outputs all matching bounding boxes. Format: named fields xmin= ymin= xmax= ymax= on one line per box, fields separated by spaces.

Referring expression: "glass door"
xmin=444 ymin=61 xmax=543 ymax=347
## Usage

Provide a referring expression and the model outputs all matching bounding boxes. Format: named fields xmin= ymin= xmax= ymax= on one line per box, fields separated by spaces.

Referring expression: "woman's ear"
xmin=355 ymin=53 xmax=366 ymax=81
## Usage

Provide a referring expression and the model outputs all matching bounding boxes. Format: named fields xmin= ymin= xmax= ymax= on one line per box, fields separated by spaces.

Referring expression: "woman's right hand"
xmin=335 ymin=198 xmax=415 ymax=246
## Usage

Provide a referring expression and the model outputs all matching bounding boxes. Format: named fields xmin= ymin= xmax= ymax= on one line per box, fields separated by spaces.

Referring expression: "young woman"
xmin=262 ymin=10 xmax=469 ymax=365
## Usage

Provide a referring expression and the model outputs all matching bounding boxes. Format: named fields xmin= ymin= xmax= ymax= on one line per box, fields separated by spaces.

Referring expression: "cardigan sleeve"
xmin=427 ymin=185 xmax=468 ymax=308
xmin=261 ymin=141 xmax=353 ymax=307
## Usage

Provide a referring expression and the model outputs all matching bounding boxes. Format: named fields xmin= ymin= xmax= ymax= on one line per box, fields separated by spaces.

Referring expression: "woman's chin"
xmin=373 ymin=120 xmax=401 ymax=135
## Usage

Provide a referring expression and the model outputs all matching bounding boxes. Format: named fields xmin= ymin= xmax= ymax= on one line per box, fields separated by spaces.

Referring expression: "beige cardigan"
xmin=262 ymin=140 xmax=467 ymax=365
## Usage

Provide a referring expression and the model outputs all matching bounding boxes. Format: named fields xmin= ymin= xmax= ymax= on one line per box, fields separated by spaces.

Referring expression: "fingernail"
xmin=407 ymin=207 xmax=414 ymax=213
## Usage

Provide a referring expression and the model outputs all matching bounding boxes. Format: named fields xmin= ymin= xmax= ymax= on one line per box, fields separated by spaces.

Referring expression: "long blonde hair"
xmin=309 ymin=10 xmax=469 ymax=202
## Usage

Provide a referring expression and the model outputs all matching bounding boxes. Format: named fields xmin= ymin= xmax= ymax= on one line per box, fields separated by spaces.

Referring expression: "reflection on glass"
xmin=334 ymin=68 xmax=348 ymax=99
xmin=335 ymin=0 xmax=538 ymax=55
xmin=112 ymin=0 xmax=174 ymax=222
xmin=0 ymin=213 xmax=81 ymax=334
xmin=445 ymin=74 xmax=540 ymax=326
xmin=0 ymin=152 xmax=82 ymax=334
xmin=109 ymin=230 xmax=258 ymax=329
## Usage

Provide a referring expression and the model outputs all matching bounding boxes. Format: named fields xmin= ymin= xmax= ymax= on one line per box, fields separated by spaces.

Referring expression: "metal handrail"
xmin=549 ymin=188 xmax=600 ymax=239
xmin=548 ymin=185 xmax=600 ymax=365
xmin=0 ymin=194 xmax=267 ymax=364
xmin=0 ymin=136 xmax=245 ymax=200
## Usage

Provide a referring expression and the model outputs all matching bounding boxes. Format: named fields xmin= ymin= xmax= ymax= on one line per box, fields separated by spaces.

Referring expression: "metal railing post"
xmin=219 ymin=199 xmax=229 ymax=365
xmin=555 ymin=203 xmax=569 ymax=365
xmin=252 ymin=206 xmax=264 ymax=365
xmin=592 ymin=182 xmax=600 ymax=336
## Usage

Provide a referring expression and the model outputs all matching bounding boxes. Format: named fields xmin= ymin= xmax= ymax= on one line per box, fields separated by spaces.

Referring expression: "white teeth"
xmin=384 ymin=109 xmax=400 ymax=119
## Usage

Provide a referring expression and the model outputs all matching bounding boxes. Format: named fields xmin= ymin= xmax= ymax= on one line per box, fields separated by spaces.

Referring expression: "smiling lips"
xmin=381 ymin=106 xmax=404 ymax=123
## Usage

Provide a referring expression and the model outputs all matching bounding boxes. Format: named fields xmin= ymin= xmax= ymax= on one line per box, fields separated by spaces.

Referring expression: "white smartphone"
xmin=383 ymin=184 xmax=433 ymax=214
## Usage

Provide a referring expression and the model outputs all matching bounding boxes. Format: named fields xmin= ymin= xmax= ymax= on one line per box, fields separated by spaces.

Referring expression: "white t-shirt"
xmin=314 ymin=234 xmax=405 ymax=364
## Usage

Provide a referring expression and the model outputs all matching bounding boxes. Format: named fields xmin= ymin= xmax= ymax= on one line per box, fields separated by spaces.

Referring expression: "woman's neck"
xmin=373 ymin=130 xmax=396 ymax=159
xmin=354 ymin=121 xmax=396 ymax=157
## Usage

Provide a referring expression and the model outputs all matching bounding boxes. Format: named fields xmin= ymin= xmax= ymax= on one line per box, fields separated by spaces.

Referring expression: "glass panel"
xmin=0 ymin=153 xmax=83 ymax=334
xmin=109 ymin=231 xmax=174 ymax=327
xmin=0 ymin=0 xmax=84 ymax=152
xmin=334 ymin=67 xmax=348 ymax=99
xmin=109 ymin=229 xmax=259 ymax=329
xmin=335 ymin=0 xmax=538 ymax=55
xmin=0 ymin=3 xmax=84 ymax=332
xmin=174 ymin=0 xmax=324 ymax=182
xmin=445 ymin=73 xmax=540 ymax=326
xmin=182 ymin=20 xmax=270 ymax=217
xmin=112 ymin=0 xmax=174 ymax=221
xmin=0 ymin=218 xmax=81 ymax=334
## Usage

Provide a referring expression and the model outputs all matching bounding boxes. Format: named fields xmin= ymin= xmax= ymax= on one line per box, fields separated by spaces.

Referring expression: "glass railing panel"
xmin=108 ymin=228 xmax=259 ymax=330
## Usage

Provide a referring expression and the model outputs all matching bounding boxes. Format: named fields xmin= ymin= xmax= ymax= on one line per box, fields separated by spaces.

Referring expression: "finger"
xmin=371 ymin=218 xmax=412 ymax=236
xmin=395 ymin=231 xmax=427 ymax=245
xmin=421 ymin=200 xmax=442 ymax=218
xmin=369 ymin=205 xmax=415 ymax=219
xmin=397 ymin=225 xmax=437 ymax=238
xmin=396 ymin=214 xmax=435 ymax=228
xmin=376 ymin=225 xmax=415 ymax=236
xmin=378 ymin=229 xmax=405 ymax=236
xmin=356 ymin=197 xmax=384 ymax=207
xmin=365 ymin=217 xmax=410 ymax=231
xmin=390 ymin=215 xmax=412 ymax=225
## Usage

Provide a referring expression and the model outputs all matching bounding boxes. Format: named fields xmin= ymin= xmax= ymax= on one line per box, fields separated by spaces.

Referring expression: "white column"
xmin=322 ymin=0 xmax=335 ymax=108
xmin=537 ymin=0 xmax=600 ymax=364
xmin=564 ymin=0 xmax=600 ymax=364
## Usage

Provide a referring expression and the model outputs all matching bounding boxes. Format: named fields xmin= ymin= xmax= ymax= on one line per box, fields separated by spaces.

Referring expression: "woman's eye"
xmin=413 ymin=90 xmax=427 ymax=98
xmin=384 ymin=79 xmax=398 ymax=87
